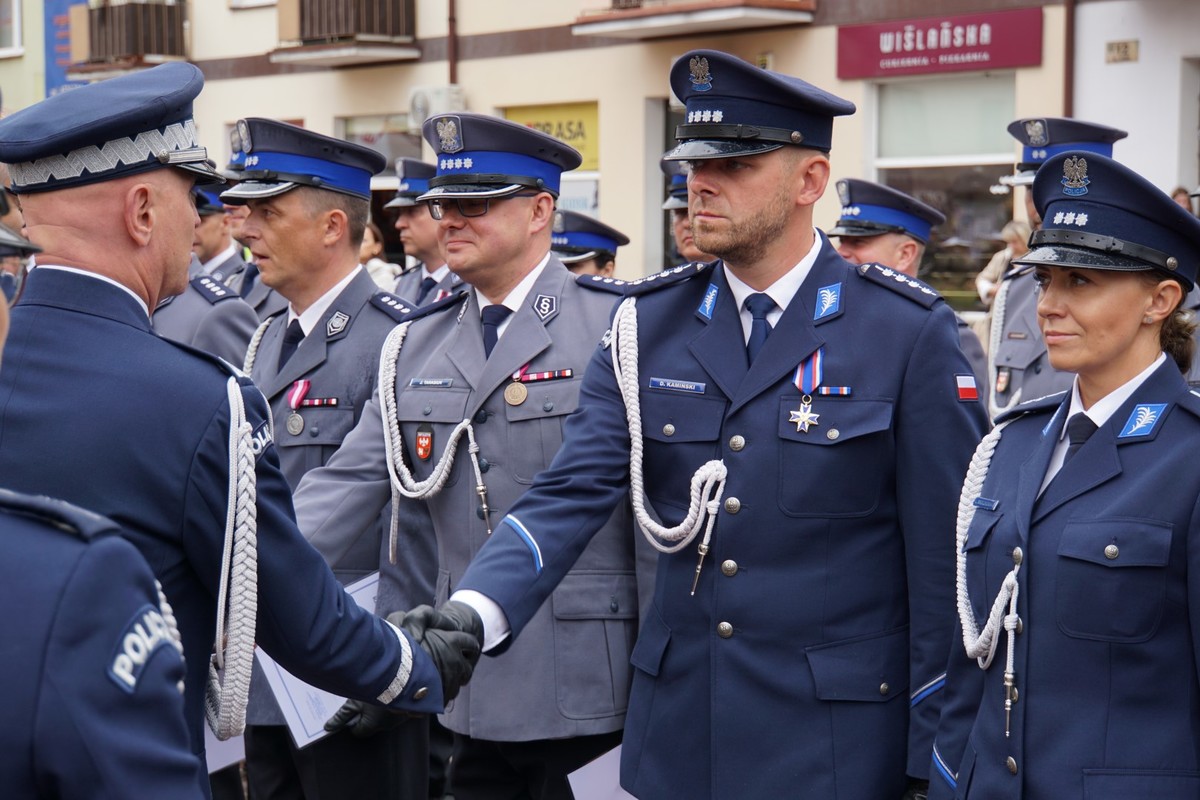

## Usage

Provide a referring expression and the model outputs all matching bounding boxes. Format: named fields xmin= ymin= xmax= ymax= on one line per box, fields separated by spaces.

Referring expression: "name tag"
xmin=972 ymin=497 xmax=999 ymax=511
xmin=649 ymin=377 xmax=706 ymax=394
xmin=409 ymin=378 xmax=454 ymax=388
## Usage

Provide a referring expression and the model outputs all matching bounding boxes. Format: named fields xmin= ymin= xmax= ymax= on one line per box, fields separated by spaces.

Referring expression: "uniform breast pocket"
xmin=504 ymin=379 xmax=581 ymax=484
xmin=276 ymin=405 xmax=358 ymax=477
xmin=777 ymin=397 xmax=893 ymax=517
xmin=394 ymin=386 xmax=471 ymax=486
xmin=1056 ymin=518 xmax=1173 ymax=642
xmin=640 ymin=393 xmax=726 ymax=518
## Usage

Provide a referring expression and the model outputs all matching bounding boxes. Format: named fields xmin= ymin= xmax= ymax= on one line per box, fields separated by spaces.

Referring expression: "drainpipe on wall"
xmin=448 ymin=0 xmax=459 ymax=86
xmin=1064 ymin=0 xmax=1076 ymax=116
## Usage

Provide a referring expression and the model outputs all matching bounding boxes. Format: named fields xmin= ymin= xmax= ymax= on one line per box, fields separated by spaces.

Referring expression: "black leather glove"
xmin=387 ymin=600 xmax=484 ymax=703
xmin=900 ymin=778 xmax=929 ymax=800
xmin=323 ymin=698 xmax=413 ymax=738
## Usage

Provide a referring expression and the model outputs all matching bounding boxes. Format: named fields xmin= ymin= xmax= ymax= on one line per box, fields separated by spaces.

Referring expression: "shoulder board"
xmin=995 ymin=390 xmax=1067 ymax=424
xmin=853 ymin=263 xmax=942 ymax=308
xmin=191 ymin=275 xmax=238 ymax=305
xmin=0 ymin=487 xmax=119 ymax=541
xmin=1179 ymin=386 xmax=1200 ymax=420
xmin=399 ymin=289 xmax=470 ymax=324
xmin=370 ymin=291 xmax=417 ymax=322
xmin=577 ymin=261 xmax=716 ymax=297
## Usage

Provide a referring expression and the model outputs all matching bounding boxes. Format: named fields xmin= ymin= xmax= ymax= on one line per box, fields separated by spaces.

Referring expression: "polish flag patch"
xmin=956 ymin=374 xmax=979 ymax=402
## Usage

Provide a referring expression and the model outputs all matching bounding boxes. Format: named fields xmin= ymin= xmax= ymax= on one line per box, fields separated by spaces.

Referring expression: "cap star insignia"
xmin=789 ymin=401 xmax=820 ymax=433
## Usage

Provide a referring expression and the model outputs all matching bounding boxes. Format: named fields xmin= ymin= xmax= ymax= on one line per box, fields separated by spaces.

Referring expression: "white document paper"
xmin=204 ymin=728 xmax=244 ymax=773
xmin=567 ymin=745 xmax=636 ymax=800
xmin=255 ymin=572 xmax=379 ymax=749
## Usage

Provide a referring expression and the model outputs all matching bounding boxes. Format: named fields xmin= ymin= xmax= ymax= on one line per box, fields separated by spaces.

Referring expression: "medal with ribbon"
xmin=789 ymin=349 xmax=823 ymax=433
xmin=286 ymin=380 xmax=310 ymax=435
xmin=504 ymin=364 xmax=575 ymax=406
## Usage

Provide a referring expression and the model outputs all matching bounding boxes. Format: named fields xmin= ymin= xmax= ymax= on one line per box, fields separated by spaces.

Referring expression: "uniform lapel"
xmin=259 ymin=270 xmax=374 ymax=398
xmin=687 ymin=264 xmax=750 ymax=402
xmin=1014 ymin=400 xmax=1066 ymax=536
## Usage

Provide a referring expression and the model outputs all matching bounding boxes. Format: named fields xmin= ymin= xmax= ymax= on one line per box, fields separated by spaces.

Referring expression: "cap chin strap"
xmin=378 ymin=299 xmax=494 ymax=563
xmin=610 ymin=297 xmax=727 ymax=594
xmin=1030 ymin=228 xmax=1179 ymax=273
xmin=206 ymin=376 xmax=260 ymax=740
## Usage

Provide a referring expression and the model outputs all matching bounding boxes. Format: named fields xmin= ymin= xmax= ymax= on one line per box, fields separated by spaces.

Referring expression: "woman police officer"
xmin=930 ymin=150 xmax=1200 ymax=799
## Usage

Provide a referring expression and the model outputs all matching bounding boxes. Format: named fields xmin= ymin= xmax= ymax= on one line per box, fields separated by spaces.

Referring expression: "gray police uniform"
xmin=987 ymin=270 xmax=1073 ymax=417
xmin=395 ymin=264 xmax=462 ymax=307
xmin=153 ymin=272 xmax=258 ymax=366
xmin=241 ymin=271 xmax=288 ymax=321
xmin=207 ymin=248 xmax=251 ymax=288
xmin=295 ymin=259 xmax=639 ymax=743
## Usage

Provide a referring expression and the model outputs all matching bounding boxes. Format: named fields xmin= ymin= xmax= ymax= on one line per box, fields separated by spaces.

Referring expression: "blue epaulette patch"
xmin=0 ymin=487 xmax=117 ymax=541
xmin=994 ymin=390 xmax=1067 ymax=424
xmin=576 ymin=262 xmax=715 ymax=296
xmin=854 ymin=263 xmax=941 ymax=309
xmin=398 ymin=289 xmax=470 ymax=324
xmin=370 ymin=291 xmax=416 ymax=322
xmin=191 ymin=275 xmax=237 ymax=305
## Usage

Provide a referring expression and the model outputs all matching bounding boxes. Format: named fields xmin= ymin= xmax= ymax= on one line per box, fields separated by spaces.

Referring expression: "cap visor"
xmin=828 ymin=224 xmax=888 ymax=239
xmin=999 ymin=171 xmax=1035 ymax=188
xmin=384 ymin=195 xmax=420 ymax=209
xmin=220 ymin=180 xmax=298 ymax=203
xmin=554 ymin=249 xmax=598 ymax=265
xmin=417 ymin=183 xmax=525 ymax=201
xmin=1014 ymin=244 xmax=1178 ymax=276
xmin=178 ymin=160 xmax=227 ymax=186
xmin=663 ymin=140 xmax=784 ymax=161
xmin=662 ymin=196 xmax=688 ymax=210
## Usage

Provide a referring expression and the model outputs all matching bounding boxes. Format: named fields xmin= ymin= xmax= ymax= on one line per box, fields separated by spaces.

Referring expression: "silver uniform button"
xmin=1006 ymin=756 xmax=1018 ymax=775
xmin=1012 ymin=546 xmax=1023 ymax=565
xmin=1104 ymin=544 xmax=1119 ymax=560
xmin=729 ymin=435 xmax=746 ymax=451
xmin=879 ymin=682 xmax=889 ymax=696
xmin=413 ymin=687 xmax=429 ymax=700
xmin=717 ymin=622 xmax=733 ymax=638
xmin=826 ymin=428 xmax=840 ymax=440
xmin=721 ymin=559 xmax=738 ymax=577
xmin=723 ymin=497 xmax=741 ymax=514
xmin=663 ymin=423 xmax=676 ymax=437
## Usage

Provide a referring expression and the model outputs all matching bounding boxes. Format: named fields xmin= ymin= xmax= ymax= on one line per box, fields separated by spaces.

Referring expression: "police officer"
xmin=221 ymin=133 xmax=288 ymax=321
xmin=988 ymin=118 xmax=1127 ymax=418
xmin=0 ymin=286 xmax=203 ymax=798
xmin=931 ymin=153 xmax=1200 ymax=799
xmin=152 ymin=188 xmax=259 ymax=366
xmin=830 ymin=177 xmax=988 ymax=398
xmin=293 ymin=113 xmax=640 ymax=800
xmin=661 ymin=156 xmax=715 ymax=264
xmin=419 ymin=50 xmax=988 ymax=799
xmin=387 ymin=157 xmax=463 ymax=306
xmin=551 ymin=208 xmax=629 ymax=277
xmin=222 ymin=117 xmax=426 ymax=800
xmin=0 ymin=63 xmax=479 ymax=796
xmin=193 ymin=187 xmax=252 ymax=286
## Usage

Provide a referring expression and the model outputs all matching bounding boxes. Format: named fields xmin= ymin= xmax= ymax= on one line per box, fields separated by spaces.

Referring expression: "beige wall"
xmin=0 ymin=1 xmax=46 ymax=114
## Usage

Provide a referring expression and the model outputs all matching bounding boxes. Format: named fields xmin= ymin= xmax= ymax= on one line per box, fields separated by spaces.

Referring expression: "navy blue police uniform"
xmin=452 ymin=50 xmax=988 ymax=799
xmin=931 ymin=152 xmax=1200 ymax=799
xmin=0 ymin=63 xmax=447 ymax=795
xmin=0 ymin=489 xmax=206 ymax=798
xmin=988 ymin=118 xmax=1127 ymax=418
xmin=221 ymin=117 xmax=430 ymax=800
xmin=829 ymin=177 xmax=989 ymax=398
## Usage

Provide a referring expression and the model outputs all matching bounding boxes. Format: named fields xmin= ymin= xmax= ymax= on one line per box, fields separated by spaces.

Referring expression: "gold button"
xmin=721 ymin=559 xmax=738 ymax=577
xmin=663 ymin=423 xmax=676 ymax=437
xmin=413 ymin=687 xmax=429 ymax=700
xmin=1104 ymin=544 xmax=1119 ymax=560
xmin=826 ymin=428 xmax=840 ymax=440
xmin=729 ymin=435 xmax=746 ymax=451
xmin=879 ymin=682 xmax=890 ymax=696
xmin=717 ymin=621 xmax=733 ymax=638
xmin=1012 ymin=546 xmax=1023 ymax=565
xmin=1006 ymin=756 xmax=1018 ymax=775
xmin=723 ymin=497 xmax=741 ymax=514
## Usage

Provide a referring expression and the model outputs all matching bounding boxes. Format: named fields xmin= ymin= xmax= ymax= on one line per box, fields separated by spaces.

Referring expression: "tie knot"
xmin=417 ymin=275 xmax=439 ymax=303
xmin=283 ymin=319 xmax=305 ymax=343
xmin=1066 ymin=413 xmax=1098 ymax=446
xmin=744 ymin=293 xmax=775 ymax=321
xmin=481 ymin=304 xmax=513 ymax=327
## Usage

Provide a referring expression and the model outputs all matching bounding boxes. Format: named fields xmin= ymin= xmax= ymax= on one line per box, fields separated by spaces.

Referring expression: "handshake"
xmin=325 ymin=601 xmax=484 ymax=737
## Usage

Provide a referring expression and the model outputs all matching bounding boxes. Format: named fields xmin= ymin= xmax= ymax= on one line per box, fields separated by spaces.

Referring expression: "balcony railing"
xmin=281 ymin=0 xmax=415 ymax=45
xmin=86 ymin=1 xmax=185 ymax=63
xmin=574 ymin=0 xmax=816 ymax=39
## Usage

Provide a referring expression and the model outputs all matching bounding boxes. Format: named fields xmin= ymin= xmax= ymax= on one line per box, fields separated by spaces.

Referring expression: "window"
xmin=875 ymin=73 xmax=1016 ymax=309
xmin=0 ymin=0 xmax=22 ymax=56
xmin=337 ymin=114 xmax=422 ymax=176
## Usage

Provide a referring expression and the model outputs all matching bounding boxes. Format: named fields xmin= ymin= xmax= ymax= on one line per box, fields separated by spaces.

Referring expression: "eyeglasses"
xmin=427 ymin=192 xmax=539 ymax=221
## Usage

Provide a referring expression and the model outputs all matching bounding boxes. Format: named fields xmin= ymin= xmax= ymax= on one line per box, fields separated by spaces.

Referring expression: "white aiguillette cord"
xmin=610 ymin=297 xmax=727 ymax=594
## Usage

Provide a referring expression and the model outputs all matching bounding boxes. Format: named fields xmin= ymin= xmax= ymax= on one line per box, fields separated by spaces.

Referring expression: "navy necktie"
xmin=744 ymin=293 xmax=776 ymax=364
xmin=240 ymin=262 xmax=259 ymax=298
xmin=1064 ymin=413 xmax=1098 ymax=462
xmin=278 ymin=319 xmax=305 ymax=370
xmin=481 ymin=305 xmax=513 ymax=358
xmin=416 ymin=276 xmax=438 ymax=305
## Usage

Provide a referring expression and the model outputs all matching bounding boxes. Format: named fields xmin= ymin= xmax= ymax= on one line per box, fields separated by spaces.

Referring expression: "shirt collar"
xmin=200 ymin=242 xmax=238 ymax=275
xmin=474 ymin=251 xmax=551 ymax=316
xmin=289 ymin=265 xmax=362 ymax=336
xmin=32 ymin=264 xmax=150 ymax=318
xmin=422 ymin=263 xmax=450 ymax=282
xmin=722 ymin=228 xmax=823 ymax=314
xmin=1061 ymin=352 xmax=1168 ymax=439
